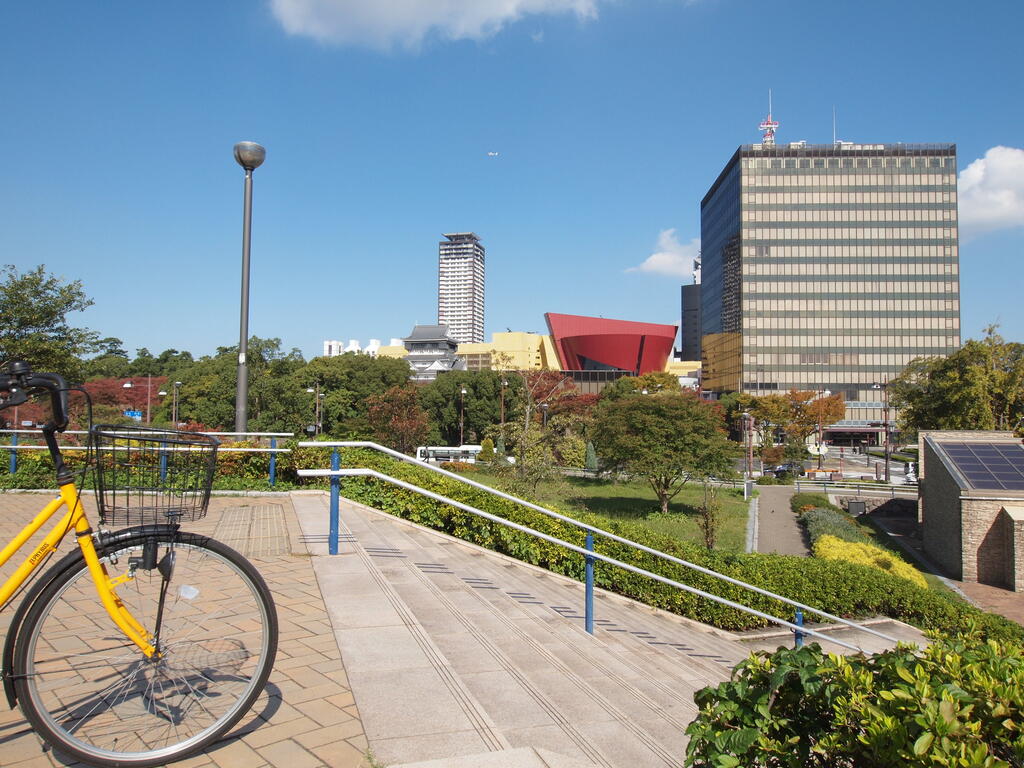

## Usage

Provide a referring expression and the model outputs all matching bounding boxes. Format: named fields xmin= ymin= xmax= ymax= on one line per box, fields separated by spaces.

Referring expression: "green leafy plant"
xmin=685 ymin=629 xmax=1024 ymax=767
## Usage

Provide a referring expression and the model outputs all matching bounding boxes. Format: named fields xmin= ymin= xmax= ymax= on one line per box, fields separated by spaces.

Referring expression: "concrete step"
xmin=319 ymin=498 xmax=753 ymax=767
xmin=392 ymin=746 xmax=598 ymax=768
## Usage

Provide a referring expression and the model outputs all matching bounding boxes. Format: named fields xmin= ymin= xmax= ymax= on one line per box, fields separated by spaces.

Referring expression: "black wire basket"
xmin=90 ymin=425 xmax=220 ymax=526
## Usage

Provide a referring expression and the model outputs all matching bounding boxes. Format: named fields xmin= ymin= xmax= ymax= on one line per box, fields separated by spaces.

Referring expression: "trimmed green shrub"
xmin=756 ymin=475 xmax=780 ymax=486
xmin=327 ymin=447 xmax=1024 ymax=643
xmin=800 ymin=507 xmax=872 ymax=547
xmin=790 ymin=492 xmax=841 ymax=514
xmin=685 ymin=629 xmax=1024 ymax=767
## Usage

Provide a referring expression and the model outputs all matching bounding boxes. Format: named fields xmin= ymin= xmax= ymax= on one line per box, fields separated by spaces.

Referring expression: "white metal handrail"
xmin=301 ymin=466 xmax=869 ymax=652
xmin=299 ymin=440 xmax=901 ymax=651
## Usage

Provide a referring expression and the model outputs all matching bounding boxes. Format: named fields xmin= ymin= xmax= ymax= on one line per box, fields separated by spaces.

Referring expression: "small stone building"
xmin=919 ymin=430 xmax=1024 ymax=591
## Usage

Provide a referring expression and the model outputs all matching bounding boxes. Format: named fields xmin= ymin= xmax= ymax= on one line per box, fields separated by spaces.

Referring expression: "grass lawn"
xmin=466 ymin=470 xmax=752 ymax=553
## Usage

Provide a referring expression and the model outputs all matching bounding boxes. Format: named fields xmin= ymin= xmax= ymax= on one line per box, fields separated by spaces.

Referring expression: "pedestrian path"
xmin=293 ymin=493 xmax=751 ymax=768
xmin=0 ymin=489 xmax=927 ymax=768
xmin=0 ymin=494 xmax=370 ymax=768
xmin=754 ymin=485 xmax=809 ymax=556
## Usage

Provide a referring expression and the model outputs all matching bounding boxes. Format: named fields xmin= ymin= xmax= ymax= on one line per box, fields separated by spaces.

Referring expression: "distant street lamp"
xmin=872 ymin=381 xmax=891 ymax=483
xmin=814 ymin=389 xmax=832 ymax=471
xmin=459 ymin=386 xmax=467 ymax=445
xmin=158 ymin=380 xmax=183 ymax=426
xmin=742 ymin=411 xmax=754 ymax=479
xmin=233 ymin=140 xmax=266 ymax=435
xmin=500 ymin=378 xmax=508 ymax=426
xmin=540 ymin=402 xmax=549 ymax=429
xmin=306 ymin=383 xmax=324 ymax=435
xmin=121 ymin=376 xmax=154 ymax=424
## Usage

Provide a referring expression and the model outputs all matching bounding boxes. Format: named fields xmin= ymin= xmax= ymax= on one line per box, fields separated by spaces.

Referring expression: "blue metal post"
xmin=159 ymin=441 xmax=168 ymax=483
xmin=585 ymin=531 xmax=595 ymax=634
xmin=269 ymin=437 xmax=277 ymax=487
xmin=794 ymin=608 xmax=805 ymax=648
xmin=329 ymin=448 xmax=340 ymax=555
xmin=8 ymin=433 xmax=16 ymax=475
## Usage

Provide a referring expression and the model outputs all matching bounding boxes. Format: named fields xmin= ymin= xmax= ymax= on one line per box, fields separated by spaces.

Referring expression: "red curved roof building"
xmin=544 ymin=313 xmax=677 ymax=376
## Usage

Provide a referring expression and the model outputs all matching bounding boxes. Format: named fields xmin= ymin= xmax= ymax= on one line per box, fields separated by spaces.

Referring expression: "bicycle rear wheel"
xmin=13 ymin=530 xmax=277 ymax=767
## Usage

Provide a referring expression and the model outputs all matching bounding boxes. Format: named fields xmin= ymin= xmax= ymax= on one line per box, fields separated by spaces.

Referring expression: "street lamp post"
xmin=872 ymin=380 xmax=891 ymax=483
xmin=540 ymin=402 xmax=549 ymax=429
xmin=815 ymin=389 xmax=832 ymax=471
xmin=233 ymin=141 xmax=266 ymax=435
xmin=173 ymin=381 xmax=182 ymax=426
xmin=742 ymin=411 xmax=753 ymax=479
xmin=500 ymin=378 xmax=508 ymax=426
xmin=306 ymin=383 xmax=324 ymax=435
xmin=459 ymin=387 xmax=467 ymax=445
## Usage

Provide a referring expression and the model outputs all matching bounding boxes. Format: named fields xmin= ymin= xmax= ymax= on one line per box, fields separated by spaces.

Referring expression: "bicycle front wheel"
xmin=13 ymin=530 xmax=278 ymax=768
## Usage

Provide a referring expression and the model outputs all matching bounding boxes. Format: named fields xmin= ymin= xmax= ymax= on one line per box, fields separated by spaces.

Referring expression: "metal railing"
xmin=298 ymin=441 xmax=901 ymax=654
xmin=795 ymin=479 xmax=918 ymax=498
xmin=1 ymin=429 xmax=293 ymax=486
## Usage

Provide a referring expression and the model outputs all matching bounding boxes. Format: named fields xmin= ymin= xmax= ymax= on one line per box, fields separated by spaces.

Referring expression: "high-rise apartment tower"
xmin=438 ymin=232 xmax=485 ymax=344
xmin=700 ymin=139 xmax=960 ymax=442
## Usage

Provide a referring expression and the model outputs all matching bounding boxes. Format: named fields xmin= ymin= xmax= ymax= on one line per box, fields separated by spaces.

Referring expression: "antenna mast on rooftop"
xmin=759 ymin=89 xmax=779 ymax=145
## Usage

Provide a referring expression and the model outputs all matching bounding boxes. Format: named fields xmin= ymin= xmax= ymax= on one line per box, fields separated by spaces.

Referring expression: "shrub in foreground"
xmin=685 ymin=629 xmax=1024 ymax=767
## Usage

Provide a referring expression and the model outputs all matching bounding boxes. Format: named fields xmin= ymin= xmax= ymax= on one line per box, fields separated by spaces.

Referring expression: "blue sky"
xmin=3 ymin=0 xmax=1023 ymax=361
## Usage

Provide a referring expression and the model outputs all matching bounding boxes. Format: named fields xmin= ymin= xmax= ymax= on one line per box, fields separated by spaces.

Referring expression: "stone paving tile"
xmin=0 ymin=493 xmax=371 ymax=768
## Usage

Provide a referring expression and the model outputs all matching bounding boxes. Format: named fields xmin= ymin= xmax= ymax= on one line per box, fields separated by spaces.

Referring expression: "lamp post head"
xmin=158 ymin=390 xmax=168 ymax=396
xmin=233 ymin=142 xmax=266 ymax=172
xmin=122 ymin=381 xmax=132 ymax=389
xmin=174 ymin=381 xmax=182 ymax=387
xmin=461 ymin=387 xmax=467 ymax=395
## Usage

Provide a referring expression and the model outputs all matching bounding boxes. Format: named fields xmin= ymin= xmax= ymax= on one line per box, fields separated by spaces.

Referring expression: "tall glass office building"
xmin=700 ymin=141 xmax=960 ymax=442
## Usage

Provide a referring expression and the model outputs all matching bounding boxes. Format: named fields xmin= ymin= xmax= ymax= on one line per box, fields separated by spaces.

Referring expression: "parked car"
xmin=770 ymin=462 xmax=806 ymax=478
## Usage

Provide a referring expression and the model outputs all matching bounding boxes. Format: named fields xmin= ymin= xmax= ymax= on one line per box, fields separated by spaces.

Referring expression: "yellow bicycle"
xmin=1 ymin=361 xmax=277 ymax=767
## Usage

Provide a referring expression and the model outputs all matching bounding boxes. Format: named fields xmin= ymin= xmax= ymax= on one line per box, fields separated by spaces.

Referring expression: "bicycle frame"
xmin=0 ymin=481 xmax=157 ymax=658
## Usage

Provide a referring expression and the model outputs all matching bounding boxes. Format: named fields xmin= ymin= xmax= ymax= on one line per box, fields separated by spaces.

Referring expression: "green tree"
xmin=592 ymin=391 xmax=739 ymax=514
xmin=419 ymin=370 xmax=522 ymax=445
xmin=302 ymin=354 xmax=412 ymax=436
xmin=0 ymin=265 xmax=96 ymax=381
xmin=891 ymin=327 xmax=1024 ymax=438
xmin=600 ymin=371 xmax=682 ymax=401
xmin=478 ymin=437 xmax=496 ymax=463
xmin=165 ymin=337 xmax=307 ymax=431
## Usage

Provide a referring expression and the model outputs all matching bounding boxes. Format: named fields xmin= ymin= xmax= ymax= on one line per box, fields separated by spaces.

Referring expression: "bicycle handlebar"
xmin=0 ymin=361 xmax=71 ymax=431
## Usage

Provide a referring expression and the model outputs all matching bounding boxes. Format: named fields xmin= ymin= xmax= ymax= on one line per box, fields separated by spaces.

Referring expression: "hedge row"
xmin=331 ymin=448 xmax=1024 ymax=643
xmin=800 ymin=506 xmax=873 ymax=547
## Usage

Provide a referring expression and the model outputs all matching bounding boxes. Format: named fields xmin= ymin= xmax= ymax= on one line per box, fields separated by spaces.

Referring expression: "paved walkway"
xmin=0 ymin=493 xmax=370 ymax=768
xmin=0 ymin=487 xmax=947 ymax=768
xmin=754 ymin=486 xmax=809 ymax=556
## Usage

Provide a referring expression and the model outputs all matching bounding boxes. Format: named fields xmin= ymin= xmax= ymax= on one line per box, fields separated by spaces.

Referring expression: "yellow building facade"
xmin=457 ymin=332 xmax=559 ymax=371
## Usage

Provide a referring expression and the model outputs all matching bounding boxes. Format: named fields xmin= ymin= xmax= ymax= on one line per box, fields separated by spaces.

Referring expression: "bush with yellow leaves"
xmin=813 ymin=534 xmax=928 ymax=589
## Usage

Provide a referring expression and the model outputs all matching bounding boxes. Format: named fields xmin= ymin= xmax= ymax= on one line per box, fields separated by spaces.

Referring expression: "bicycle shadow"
xmin=14 ymin=681 xmax=283 ymax=767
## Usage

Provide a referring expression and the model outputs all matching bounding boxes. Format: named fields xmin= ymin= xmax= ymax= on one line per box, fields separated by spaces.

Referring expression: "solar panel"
xmin=936 ymin=441 xmax=1024 ymax=491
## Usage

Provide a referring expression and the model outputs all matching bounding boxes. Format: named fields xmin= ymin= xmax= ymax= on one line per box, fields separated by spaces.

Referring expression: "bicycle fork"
xmin=65 ymin=488 xmax=160 ymax=660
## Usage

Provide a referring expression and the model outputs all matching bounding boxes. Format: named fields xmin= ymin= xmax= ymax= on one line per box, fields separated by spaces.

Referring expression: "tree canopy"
xmin=0 ymin=265 xmax=96 ymax=381
xmin=592 ymin=391 xmax=738 ymax=514
xmin=890 ymin=327 xmax=1024 ymax=437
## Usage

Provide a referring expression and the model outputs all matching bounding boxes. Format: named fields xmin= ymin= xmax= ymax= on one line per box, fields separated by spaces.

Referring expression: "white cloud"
xmin=269 ymin=0 xmax=598 ymax=50
xmin=627 ymin=229 xmax=699 ymax=279
xmin=958 ymin=146 xmax=1024 ymax=237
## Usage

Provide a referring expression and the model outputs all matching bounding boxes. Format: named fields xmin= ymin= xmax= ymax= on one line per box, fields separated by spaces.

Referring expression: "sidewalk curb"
xmin=745 ymin=496 xmax=758 ymax=553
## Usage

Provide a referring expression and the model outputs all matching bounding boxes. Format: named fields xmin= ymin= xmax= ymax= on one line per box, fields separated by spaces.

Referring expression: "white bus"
xmin=415 ymin=445 xmax=483 ymax=464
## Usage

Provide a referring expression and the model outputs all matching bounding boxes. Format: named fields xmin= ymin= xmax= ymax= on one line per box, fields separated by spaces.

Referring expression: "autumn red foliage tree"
xmin=366 ymin=385 xmax=431 ymax=456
